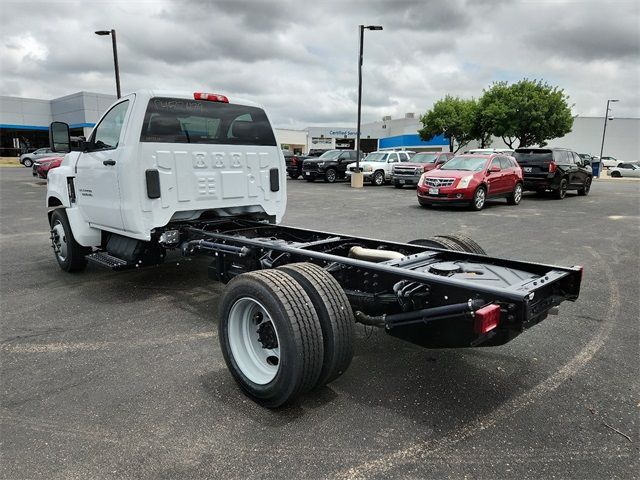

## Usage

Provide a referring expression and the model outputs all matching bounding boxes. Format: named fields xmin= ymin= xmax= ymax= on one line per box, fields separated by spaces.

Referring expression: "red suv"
xmin=417 ymin=154 xmax=523 ymax=211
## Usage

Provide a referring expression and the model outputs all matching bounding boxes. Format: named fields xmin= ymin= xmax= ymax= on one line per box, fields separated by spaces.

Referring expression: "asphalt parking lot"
xmin=1 ymin=168 xmax=638 ymax=479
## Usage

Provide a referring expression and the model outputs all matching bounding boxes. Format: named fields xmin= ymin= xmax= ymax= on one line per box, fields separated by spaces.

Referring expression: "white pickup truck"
xmin=45 ymin=91 xmax=583 ymax=408
xmin=344 ymin=150 xmax=413 ymax=185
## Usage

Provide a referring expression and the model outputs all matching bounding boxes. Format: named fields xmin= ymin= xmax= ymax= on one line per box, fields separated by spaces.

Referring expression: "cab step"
xmin=86 ymin=252 xmax=133 ymax=270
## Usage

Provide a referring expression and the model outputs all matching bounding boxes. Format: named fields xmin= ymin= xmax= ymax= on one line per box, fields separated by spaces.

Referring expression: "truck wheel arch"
xmin=47 ymin=198 xmax=64 ymax=222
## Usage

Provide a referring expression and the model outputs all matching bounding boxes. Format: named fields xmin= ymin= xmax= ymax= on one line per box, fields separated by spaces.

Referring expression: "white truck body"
xmin=47 ymin=91 xmax=286 ymax=246
xmin=344 ymin=150 xmax=413 ymax=183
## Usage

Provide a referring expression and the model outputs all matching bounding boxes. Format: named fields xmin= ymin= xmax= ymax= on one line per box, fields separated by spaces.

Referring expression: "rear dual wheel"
xmin=218 ymin=265 xmax=354 ymax=408
xmin=409 ymin=234 xmax=487 ymax=255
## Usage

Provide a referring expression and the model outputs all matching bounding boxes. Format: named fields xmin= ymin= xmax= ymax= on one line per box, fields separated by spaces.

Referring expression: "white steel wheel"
xmin=51 ymin=220 xmax=68 ymax=262
xmin=228 ymin=297 xmax=281 ymax=385
xmin=218 ymin=270 xmax=324 ymax=408
xmin=48 ymin=209 xmax=89 ymax=272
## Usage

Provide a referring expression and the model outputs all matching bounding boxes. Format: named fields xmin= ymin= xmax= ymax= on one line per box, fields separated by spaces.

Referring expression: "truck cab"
xmin=47 ymin=91 xmax=286 ymax=252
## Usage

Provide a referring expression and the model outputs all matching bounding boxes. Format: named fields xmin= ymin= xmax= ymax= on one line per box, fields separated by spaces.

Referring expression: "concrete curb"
xmin=594 ymin=176 xmax=640 ymax=182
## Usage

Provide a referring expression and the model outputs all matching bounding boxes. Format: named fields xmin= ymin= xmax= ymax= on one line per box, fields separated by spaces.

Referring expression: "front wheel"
xmin=324 ymin=168 xmax=337 ymax=183
xmin=23 ymin=158 xmax=33 ymax=168
xmin=578 ymin=177 xmax=592 ymax=195
xmin=554 ymin=178 xmax=568 ymax=199
xmin=371 ymin=170 xmax=385 ymax=186
xmin=507 ymin=183 xmax=523 ymax=205
xmin=49 ymin=209 xmax=90 ymax=272
xmin=218 ymin=270 xmax=324 ymax=408
xmin=470 ymin=186 xmax=486 ymax=211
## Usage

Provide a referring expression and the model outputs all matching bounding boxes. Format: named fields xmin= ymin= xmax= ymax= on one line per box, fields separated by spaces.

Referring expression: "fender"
xmin=47 ymin=206 xmax=102 ymax=247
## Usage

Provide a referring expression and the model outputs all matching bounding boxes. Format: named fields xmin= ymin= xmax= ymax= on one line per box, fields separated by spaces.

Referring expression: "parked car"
xmin=345 ymin=150 xmax=413 ymax=186
xmin=19 ymin=148 xmax=55 ymax=167
xmin=609 ymin=163 xmax=640 ymax=178
xmin=600 ymin=156 xmax=622 ymax=169
xmin=283 ymin=152 xmax=311 ymax=179
xmin=391 ymin=152 xmax=455 ymax=188
xmin=302 ymin=149 xmax=362 ymax=183
xmin=33 ymin=156 xmax=64 ymax=179
xmin=513 ymin=148 xmax=593 ymax=199
xmin=417 ymin=154 xmax=523 ymax=211
xmin=578 ymin=153 xmax=595 ymax=164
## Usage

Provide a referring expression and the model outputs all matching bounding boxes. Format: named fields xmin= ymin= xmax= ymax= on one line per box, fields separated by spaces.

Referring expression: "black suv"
xmin=284 ymin=152 xmax=311 ymax=179
xmin=302 ymin=149 xmax=362 ymax=183
xmin=514 ymin=147 xmax=593 ymax=199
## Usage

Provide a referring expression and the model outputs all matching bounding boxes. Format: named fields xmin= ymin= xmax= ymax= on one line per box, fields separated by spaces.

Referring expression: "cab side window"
xmin=388 ymin=153 xmax=398 ymax=162
xmin=490 ymin=158 xmax=501 ymax=169
xmin=90 ymin=100 xmax=130 ymax=151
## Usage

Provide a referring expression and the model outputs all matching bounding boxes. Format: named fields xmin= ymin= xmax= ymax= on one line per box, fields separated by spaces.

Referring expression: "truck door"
xmin=75 ymin=99 xmax=131 ymax=230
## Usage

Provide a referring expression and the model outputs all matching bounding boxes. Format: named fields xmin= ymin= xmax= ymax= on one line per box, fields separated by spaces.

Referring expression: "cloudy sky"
xmin=1 ymin=0 xmax=638 ymax=128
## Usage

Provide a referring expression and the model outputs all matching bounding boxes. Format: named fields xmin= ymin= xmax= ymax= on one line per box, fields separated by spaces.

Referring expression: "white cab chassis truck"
xmin=46 ymin=91 xmax=583 ymax=408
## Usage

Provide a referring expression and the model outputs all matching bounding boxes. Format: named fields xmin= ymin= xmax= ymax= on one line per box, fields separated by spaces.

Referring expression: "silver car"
xmin=20 ymin=148 xmax=54 ymax=168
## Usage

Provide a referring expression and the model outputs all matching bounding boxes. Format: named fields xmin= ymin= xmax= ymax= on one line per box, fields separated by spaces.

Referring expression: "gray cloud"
xmin=0 ymin=0 xmax=638 ymax=127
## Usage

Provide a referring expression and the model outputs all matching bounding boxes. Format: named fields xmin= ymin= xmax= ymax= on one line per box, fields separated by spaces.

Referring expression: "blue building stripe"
xmin=379 ymin=133 xmax=448 ymax=149
xmin=0 ymin=123 xmax=49 ymax=131
xmin=0 ymin=122 xmax=95 ymax=130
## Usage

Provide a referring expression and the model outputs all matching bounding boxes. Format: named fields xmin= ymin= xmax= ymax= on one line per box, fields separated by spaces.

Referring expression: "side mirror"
xmin=489 ymin=165 xmax=501 ymax=173
xmin=49 ymin=122 xmax=70 ymax=153
xmin=583 ymin=159 xmax=591 ymax=166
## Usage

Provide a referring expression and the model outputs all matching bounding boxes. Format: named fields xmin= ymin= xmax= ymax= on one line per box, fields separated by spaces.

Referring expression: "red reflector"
xmin=194 ymin=92 xmax=229 ymax=103
xmin=292 ymin=157 xmax=298 ymax=165
xmin=548 ymin=161 xmax=557 ymax=173
xmin=474 ymin=304 xmax=501 ymax=334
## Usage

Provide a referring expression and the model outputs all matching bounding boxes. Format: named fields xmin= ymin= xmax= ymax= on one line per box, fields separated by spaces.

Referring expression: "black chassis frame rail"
xmin=173 ymin=218 xmax=582 ymax=348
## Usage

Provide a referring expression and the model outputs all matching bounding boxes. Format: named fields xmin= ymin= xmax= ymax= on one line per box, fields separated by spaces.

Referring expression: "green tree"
xmin=478 ymin=79 xmax=574 ymax=148
xmin=418 ymin=96 xmax=477 ymax=152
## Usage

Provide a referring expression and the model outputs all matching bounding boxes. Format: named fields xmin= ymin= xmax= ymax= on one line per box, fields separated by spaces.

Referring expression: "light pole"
xmin=352 ymin=24 xmax=383 ymax=188
xmin=598 ymin=99 xmax=618 ymax=177
xmin=95 ymin=29 xmax=121 ymax=99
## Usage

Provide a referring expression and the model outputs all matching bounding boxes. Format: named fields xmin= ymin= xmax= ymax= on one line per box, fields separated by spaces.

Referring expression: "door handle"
xmin=103 ymin=160 xmax=116 ymax=166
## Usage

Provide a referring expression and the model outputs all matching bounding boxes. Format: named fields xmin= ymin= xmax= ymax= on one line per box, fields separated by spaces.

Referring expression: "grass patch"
xmin=0 ymin=157 xmax=21 ymax=168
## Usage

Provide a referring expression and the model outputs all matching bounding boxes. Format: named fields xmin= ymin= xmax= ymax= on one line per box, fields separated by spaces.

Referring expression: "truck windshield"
xmin=318 ymin=151 xmax=342 ymax=160
xmin=365 ymin=152 xmax=388 ymax=162
xmin=412 ymin=153 xmax=438 ymax=163
xmin=440 ymin=156 xmax=488 ymax=171
xmin=140 ymin=97 xmax=277 ymax=146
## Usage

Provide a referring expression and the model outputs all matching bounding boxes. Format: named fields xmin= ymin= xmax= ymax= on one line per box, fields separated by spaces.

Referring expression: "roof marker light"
xmin=194 ymin=92 xmax=229 ymax=103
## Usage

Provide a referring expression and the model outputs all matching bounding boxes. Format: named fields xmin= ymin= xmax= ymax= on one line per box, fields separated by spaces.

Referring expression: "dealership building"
xmin=1 ymin=92 xmax=637 ymax=162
